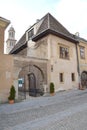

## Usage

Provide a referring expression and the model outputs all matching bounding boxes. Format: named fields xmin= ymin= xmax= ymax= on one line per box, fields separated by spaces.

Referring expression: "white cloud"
xmin=55 ymin=0 xmax=87 ymax=38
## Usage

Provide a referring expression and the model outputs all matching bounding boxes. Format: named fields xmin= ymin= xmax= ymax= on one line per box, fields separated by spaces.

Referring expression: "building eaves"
xmin=33 ymin=29 xmax=78 ymax=43
xmin=0 ymin=17 xmax=10 ymax=28
xmin=11 ymin=13 xmax=80 ymax=54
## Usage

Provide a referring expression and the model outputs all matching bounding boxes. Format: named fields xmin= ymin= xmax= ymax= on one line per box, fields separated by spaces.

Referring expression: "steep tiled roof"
xmin=11 ymin=13 xmax=78 ymax=54
xmin=32 ymin=13 xmax=78 ymax=43
xmin=10 ymin=33 xmax=26 ymax=54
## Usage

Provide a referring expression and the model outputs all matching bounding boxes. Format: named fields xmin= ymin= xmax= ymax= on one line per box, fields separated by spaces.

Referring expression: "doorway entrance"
xmin=81 ymin=71 xmax=87 ymax=88
xmin=28 ymin=73 xmax=36 ymax=96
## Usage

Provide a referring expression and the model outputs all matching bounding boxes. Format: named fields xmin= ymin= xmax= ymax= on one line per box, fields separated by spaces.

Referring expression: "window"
xmin=60 ymin=46 xmax=69 ymax=59
xmin=28 ymin=28 xmax=34 ymax=40
xmin=9 ymin=32 xmax=11 ymax=37
xmin=9 ymin=32 xmax=14 ymax=38
xmin=10 ymin=42 xmax=13 ymax=46
xmin=80 ymin=46 xmax=85 ymax=59
xmin=10 ymin=42 xmax=11 ymax=46
xmin=59 ymin=73 xmax=64 ymax=82
xmin=71 ymin=73 xmax=75 ymax=81
xmin=51 ymin=65 xmax=53 ymax=72
xmin=11 ymin=32 xmax=14 ymax=38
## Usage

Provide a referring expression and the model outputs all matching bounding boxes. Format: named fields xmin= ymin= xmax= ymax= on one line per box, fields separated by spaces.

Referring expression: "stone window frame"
xmin=59 ymin=44 xmax=69 ymax=60
xmin=79 ymin=46 xmax=85 ymax=59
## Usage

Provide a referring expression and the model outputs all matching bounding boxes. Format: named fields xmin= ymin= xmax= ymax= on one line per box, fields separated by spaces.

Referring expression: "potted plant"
xmin=50 ymin=82 xmax=55 ymax=96
xmin=8 ymin=85 xmax=16 ymax=104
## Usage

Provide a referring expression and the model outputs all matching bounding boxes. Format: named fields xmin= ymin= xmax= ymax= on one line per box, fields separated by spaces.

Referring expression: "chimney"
xmin=75 ymin=32 xmax=80 ymax=37
xmin=36 ymin=19 xmax=39 ymax=22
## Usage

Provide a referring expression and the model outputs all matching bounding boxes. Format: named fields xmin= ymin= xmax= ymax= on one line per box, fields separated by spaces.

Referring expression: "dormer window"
xmin=28 ymin=28 xmax=34 ymax=40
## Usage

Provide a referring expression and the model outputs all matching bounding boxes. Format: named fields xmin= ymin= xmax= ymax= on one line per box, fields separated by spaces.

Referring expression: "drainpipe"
xmin=76 ymin=43 xmax=81 ymax=89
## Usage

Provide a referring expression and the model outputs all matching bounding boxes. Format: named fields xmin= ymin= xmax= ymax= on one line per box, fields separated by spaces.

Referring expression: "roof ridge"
xmin=48 ymin=13 xmax=50 ymax=29
xmin=49 ymin=13 xmax=71 ymax=34
xmin=35 ymin=13 xmax=72 ymax=37
xmin=33 ymin=13 xmax=78 ymax=43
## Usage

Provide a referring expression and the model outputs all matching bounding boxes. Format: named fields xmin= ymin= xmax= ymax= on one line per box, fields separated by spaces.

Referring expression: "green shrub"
xmin=50 ymin=82 xmax=55 ymax=93
xmin=8 ymin=85 xmax=16 ymax=100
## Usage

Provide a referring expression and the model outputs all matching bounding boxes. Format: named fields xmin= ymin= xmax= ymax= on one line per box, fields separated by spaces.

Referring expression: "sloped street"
xmin=0 ymin=89 xmax=87 ymax=130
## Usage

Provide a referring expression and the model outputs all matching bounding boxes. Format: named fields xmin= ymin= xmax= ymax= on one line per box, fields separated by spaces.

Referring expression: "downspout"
xmin=76 ymin=43 xmax=81 ymax=89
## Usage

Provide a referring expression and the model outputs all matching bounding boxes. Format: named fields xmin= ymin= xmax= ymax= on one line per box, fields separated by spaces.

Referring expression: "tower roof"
xmin=9 ymin=26 xmax=15 ymax=32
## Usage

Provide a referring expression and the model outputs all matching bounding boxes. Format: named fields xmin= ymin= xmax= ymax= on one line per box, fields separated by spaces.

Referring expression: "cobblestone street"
xmin=0 ymin=89 xmax=87 ymax=130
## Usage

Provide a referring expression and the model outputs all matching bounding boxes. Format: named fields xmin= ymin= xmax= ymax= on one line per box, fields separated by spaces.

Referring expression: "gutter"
xmin=32 ymin=29 xmax=78 ymax=43
xmin=76 ymin=43 xmax=81 ymax=88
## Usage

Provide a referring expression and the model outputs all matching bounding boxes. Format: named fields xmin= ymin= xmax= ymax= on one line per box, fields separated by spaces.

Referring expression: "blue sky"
xmin=0 ymin=0 xmax=87 ymax=41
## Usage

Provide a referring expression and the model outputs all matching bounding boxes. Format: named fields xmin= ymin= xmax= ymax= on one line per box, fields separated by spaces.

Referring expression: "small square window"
xmin=51 ymin=65 xmax=53 ymax=72
xmin=59 ymin=73 xmax=64 ymax=82
xmin=71 ymin=73 xmax=75 ymax=81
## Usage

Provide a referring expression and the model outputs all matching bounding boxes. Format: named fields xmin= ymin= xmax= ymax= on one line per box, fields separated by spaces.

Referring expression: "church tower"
xmin=6 ymin=26 xmax=16 ymax=54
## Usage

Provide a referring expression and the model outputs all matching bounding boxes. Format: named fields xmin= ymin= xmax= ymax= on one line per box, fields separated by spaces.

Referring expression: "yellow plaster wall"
xmin=0 ymin=54 xmax=14 ymax=102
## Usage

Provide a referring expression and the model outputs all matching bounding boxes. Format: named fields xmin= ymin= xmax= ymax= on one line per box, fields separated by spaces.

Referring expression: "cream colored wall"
xmin=77 ymin=41 xmax=87 ymax=74
xmin=27 ymin=34 xmax=78 ymax=91
xmin=27 ymin=37 xmax=48 ymax=59
xmin=0 ymin=54 xmax=14 ymax=102
xmin=47 ymin=35 xmax=78 ymax=91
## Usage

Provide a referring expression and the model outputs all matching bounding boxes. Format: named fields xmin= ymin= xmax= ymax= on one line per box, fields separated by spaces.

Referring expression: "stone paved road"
xmin=0 ymin=89 xmax=87 ymax=130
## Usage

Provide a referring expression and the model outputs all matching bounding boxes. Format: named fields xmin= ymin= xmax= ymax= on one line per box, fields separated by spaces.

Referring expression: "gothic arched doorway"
xmin=28 ymin=73 xmax=36 ymax=96
xmin=81 ymin=71 xmax=87 ymax=88
xmin=18 ymin=64 xmax=45 ymax=99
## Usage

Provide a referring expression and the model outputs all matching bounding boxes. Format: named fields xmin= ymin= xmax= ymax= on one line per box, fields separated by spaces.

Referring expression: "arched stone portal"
xmin=81 ymin=71 xmax=87 ymax=88
xmin=18 ymin=64 xmax=45 ymax=99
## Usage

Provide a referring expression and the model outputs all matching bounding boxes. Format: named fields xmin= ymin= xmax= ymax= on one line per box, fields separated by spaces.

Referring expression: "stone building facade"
xmin=75 ymin=36 xmax=87 ymax=88
xmin=10 ymin=13 xmax=79 ymax=99
xmin=1 ymin=13 xmax=87 ymax=103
